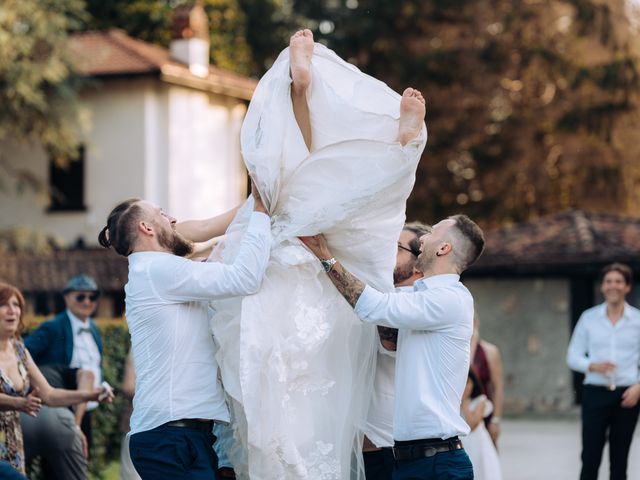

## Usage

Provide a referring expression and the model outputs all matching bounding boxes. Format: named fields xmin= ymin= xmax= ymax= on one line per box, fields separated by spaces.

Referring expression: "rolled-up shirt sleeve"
xmin=354 ymin=285 xmax=468 ymax=330
xmin=567 ymin=315 xmax=590 ymax=373
xmin=155 ymin=212 xmax=271 ymax=301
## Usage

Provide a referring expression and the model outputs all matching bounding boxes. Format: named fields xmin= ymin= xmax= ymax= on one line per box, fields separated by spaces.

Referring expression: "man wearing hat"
xmin=24 ymin=274 xmax=104 ymax=449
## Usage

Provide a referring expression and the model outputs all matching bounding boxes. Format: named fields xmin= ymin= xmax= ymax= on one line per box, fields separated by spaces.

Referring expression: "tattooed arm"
xmin=299 ymin=235 xmax=365 ymax=307
xmin=322 ymin=258 xmax=365 ymax=308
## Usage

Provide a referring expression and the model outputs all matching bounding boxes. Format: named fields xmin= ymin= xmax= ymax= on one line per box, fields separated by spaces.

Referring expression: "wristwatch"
xmin=320 ymin=257 xmax=337 ymax=273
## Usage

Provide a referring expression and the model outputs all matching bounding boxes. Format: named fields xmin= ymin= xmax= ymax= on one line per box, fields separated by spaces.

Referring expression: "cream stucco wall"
xmin=167 ymin=86 xmax=247 ymax=221
xmin=0 ymin=76 xmax=249 ymax=245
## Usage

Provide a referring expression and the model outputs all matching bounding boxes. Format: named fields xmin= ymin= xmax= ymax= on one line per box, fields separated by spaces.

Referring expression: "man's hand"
xmin=588 ymin=361 xmax=616 ymax=374
xmin=299 ymin=234 xmax=333 ymax=260
xmin=21 ymin=388 xmax=42 ymax=417
xmin=621 ymin=384 xmax=640 ymax=408
xmin=250 ymin=175 xmax=268 ymax=214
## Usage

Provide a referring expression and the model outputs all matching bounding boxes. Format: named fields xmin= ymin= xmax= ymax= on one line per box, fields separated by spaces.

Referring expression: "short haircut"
xmin=600 ymin=262 xmax=633 ymax=285
xmin=449 ymin=214 xmax=485 ymax=271
xmin=404 ymin=221 xmax=431 ymax=256
xmin=0 ymin=282 xmax=26 ymax=335
xmin=98 ymin=199 xmax=144 ymax=256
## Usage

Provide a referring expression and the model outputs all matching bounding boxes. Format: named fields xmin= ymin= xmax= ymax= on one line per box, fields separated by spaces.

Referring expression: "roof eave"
xmin=160 ymin=64 xmax=256 ymax=101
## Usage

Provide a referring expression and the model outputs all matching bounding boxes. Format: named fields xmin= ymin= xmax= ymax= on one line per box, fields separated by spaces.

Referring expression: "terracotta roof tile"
xmin=66 ymin=30 xmax=257 ymax=99
xmin=68 ymin=30 xmax=168 ymax=76
xmin=0 ymin=249 xmax=128 ymax=293
xmin=471 ymin=210 xmax=640 ymax=273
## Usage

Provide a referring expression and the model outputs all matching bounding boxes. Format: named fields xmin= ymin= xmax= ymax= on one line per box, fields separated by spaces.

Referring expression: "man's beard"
xmin=393 ymin=263 xmax=414 ymax=285
xmin=157 ymin=227 xmax=194 ymax=257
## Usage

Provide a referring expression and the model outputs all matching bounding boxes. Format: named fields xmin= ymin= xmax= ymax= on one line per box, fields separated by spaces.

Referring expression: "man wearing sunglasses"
xmin=24 ymin=274 xmax=104 ymax=453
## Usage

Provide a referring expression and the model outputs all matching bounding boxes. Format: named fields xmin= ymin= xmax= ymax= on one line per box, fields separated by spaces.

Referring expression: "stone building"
xmin=465 ymin=210 xmax=640 ymax=413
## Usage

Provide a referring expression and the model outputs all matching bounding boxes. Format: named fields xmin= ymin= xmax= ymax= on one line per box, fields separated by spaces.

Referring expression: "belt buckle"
xmin=424 ymin=446 xmax=438 ymax=458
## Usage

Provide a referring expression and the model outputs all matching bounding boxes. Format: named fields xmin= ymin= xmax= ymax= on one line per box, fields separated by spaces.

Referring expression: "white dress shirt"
xmin=125 ymin=212 xmax=271 ymax=435
xmin=363 ymin=345 xmax=395 ymax=448
xmin=567 ymin=302 xmax=640 ymax=387
xmin=68 ymin=310 xmax=102 ymax=410
xmin=355 ymin=273 xmax=473 ymax=441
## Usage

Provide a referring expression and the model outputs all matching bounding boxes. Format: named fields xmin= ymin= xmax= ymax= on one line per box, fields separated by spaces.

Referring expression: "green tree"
xmin=293 ymin=0 xmax=640 ymax=226
xmin=0 ymin=0 xmax=86 ymax=168
xmin=83 ymin=0 xmax=294 ymax=77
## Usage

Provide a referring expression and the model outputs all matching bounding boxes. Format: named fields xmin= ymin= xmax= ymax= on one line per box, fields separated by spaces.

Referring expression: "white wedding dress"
xmin=209 ymin=42 xmax=427 ymax=480
xmin=461 ymin=396 xmax=503 ymax=480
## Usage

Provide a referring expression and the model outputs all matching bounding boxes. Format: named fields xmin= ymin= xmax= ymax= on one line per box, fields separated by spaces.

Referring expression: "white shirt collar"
xmin=66 ymin=309 xmax=91 ymax=333
xmin=413 ymin=273 xmax=461 ymax=291
xmin=598 ymin=302 xmax=634 ymax=322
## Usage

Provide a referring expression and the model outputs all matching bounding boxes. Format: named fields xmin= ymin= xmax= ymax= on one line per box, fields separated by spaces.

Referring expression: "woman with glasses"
xmin=0 ymin=282 xmax=112 ymax=475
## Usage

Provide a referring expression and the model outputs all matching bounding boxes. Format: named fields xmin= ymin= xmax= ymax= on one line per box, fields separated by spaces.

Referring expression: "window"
xmin=48 ymin=145 xmax=86 ymax=212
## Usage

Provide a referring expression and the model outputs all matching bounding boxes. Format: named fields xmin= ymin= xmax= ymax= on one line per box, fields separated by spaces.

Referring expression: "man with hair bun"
xmin=99 ymin=182 xmax=271 ymax=479
xmin=567 ymin=262 xmax=640 ymax=480
xmin=301 ymin=214 xmax=484 ymax=480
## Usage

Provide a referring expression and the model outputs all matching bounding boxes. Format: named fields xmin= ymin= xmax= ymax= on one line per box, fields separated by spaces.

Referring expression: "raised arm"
xmin=299 ymin=234 xmax=467 ymax=330
xmin=299 ymin=235 xmax=365 ymax=306
xmin=175 ymin=206 xmax=240 ymax=243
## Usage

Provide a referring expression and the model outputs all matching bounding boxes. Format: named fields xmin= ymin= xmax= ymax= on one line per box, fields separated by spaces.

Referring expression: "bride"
xmin=209 ymin=30 xmax=427 ymax=479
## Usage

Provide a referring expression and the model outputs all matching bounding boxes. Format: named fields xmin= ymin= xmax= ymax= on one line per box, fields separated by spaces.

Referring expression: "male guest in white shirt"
xmin=567 ymin=263 xmax=640 ymax=480
xmin=363 ymin=222 xmax=429 ymax=480
xmin=98 ymin=184 xmax=271 ymax=480
xmin=302 ymin=214 xmax=484 ymax=480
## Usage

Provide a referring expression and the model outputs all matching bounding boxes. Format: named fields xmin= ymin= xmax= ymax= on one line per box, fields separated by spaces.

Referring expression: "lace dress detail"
xmin=0 ymin=339 xmax=31 ymax=474
xmin=209 ymin=42 xmax=427 ymax=479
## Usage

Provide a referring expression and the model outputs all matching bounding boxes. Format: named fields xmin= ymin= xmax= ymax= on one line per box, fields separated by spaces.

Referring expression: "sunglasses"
xmin=398 ymin=243 xmax=420 ymax=257
xmin=75 ymin=293 xmax=99 ymax=303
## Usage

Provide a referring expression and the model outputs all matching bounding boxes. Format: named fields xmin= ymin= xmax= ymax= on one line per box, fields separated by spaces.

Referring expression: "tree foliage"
xmin=83 ymin=0 xmax=295 ymax=77
xmin=292 ymin=0 xmax=640 ymax=226
xmin=0 ymin=0 xmax=86 ymax=165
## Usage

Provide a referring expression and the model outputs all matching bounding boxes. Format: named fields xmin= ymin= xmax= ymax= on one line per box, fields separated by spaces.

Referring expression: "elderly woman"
xmin=0 ymin=282 xmax=111 ymax=475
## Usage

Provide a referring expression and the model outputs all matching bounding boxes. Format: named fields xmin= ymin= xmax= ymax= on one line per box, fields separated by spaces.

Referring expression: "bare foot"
xmin=289 ymin=29 xmax=314 ymax=94
xmin=397 ymin=88 xmax=426 ymax=146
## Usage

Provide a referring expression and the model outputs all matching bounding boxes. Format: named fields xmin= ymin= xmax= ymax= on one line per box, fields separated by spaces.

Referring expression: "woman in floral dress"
xmin=0 ymin=282 xmax=112 ymax=474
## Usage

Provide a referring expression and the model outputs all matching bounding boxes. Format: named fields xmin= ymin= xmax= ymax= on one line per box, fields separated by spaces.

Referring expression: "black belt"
xmin=584 ymin=384 xmax=630 ymax=392
xmin=164 ymin=419 xmax=214 ymax=432
xmin=392 ymin=437 xmax=463 ymax=461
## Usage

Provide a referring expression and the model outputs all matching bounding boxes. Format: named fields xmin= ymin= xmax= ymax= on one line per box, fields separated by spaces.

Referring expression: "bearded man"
xmin=98 ymin=185 xmax=271 ymax=480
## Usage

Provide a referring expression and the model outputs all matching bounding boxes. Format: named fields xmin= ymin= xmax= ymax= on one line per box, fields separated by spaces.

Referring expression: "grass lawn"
xmin=91 ymin=460 xmax=119 ymax=480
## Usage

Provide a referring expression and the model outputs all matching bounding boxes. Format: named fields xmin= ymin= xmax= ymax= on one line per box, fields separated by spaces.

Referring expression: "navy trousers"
xmin=129 ymin=424 xmax=220 ymax=480
xmin=0 ymin=461 xmax=27 ymax=480
xmin=364 ymin=448 xmax=394 ymax=479
xmin=580 ymin=385 xmax=640 ymax=480
xmin=392 ymin=449 xmax=474 ymax=480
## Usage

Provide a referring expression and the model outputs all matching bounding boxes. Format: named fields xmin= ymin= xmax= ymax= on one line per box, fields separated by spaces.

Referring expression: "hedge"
xmin=25 ymin=318 xmax=131 ymax=479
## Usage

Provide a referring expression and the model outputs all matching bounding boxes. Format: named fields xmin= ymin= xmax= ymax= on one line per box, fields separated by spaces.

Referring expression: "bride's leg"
xmin=290 ymin=29 xmax=314 ymax=151
xmin=397 ymin=88 xmax=426 ymax=146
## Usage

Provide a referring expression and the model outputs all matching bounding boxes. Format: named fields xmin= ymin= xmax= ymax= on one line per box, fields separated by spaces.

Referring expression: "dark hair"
xmin=450 ymin=214 xmax=485 ymax=270
xmin=98 ymin=198 xmax=144 ymax=257
xmin=468 ymin=368 xmax=484 ymax=399
xmin=404 ymin=221 xmax=431 ymax=256
xmin=0 ymin=282 xmax=26 ymax=335
xmin=600 ymin=262 xmax=633 ymax=286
